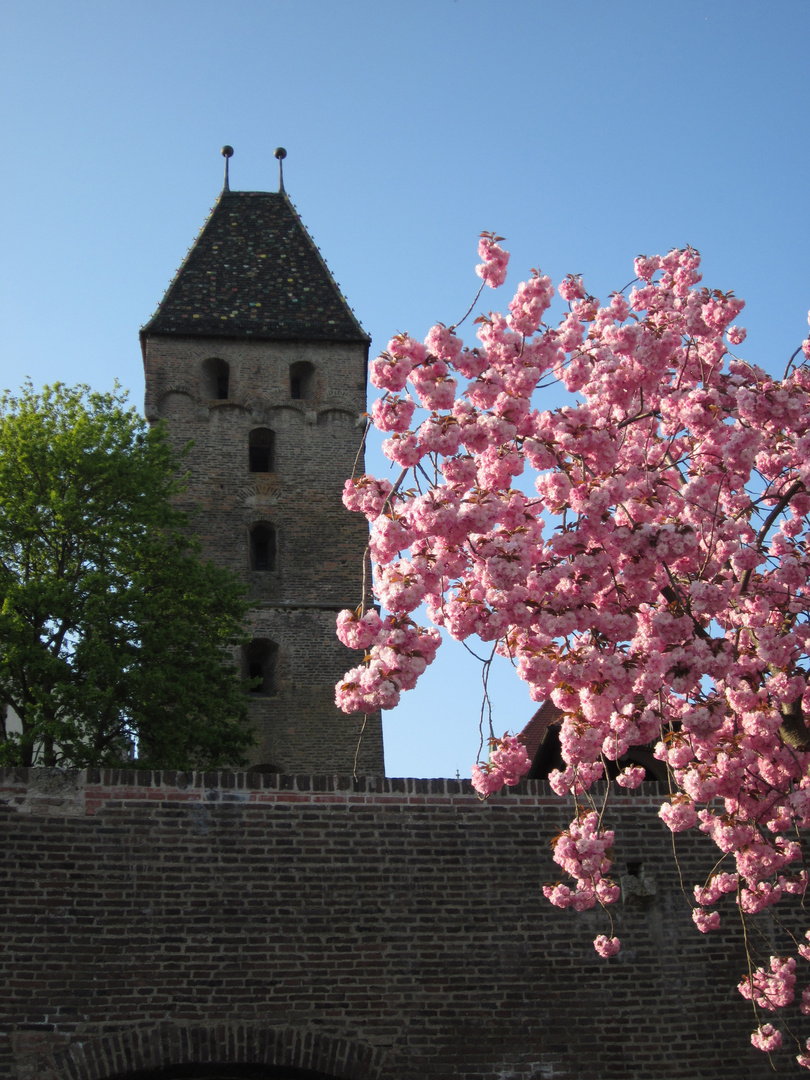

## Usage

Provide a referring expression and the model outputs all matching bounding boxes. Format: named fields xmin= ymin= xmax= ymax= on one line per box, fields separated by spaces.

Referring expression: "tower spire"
xmin=221 ymin=145 xmax=234 ymax=192
xmin=274 ymin=147 xmax=287 ymax=194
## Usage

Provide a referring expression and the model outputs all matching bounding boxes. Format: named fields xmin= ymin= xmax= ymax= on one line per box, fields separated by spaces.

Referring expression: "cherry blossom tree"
xmin=336 ymin=232 xmax=810 ymax=1066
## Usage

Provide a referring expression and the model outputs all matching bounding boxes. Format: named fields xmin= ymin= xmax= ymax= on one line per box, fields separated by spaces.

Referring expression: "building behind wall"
xmin=140 ymin=149 xmax=383 ymax=775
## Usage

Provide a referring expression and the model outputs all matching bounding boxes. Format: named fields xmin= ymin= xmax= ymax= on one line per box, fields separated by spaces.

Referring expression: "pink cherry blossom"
xmin=659 ymin=798 xmax=699 ymax=833
xmin=471 ymin=733 xmax=530 ymax=796
xmin=476 ymin=232 xmax=510 ymax=288
xmin=425 ymin=323 xmax=463 ymax=362
xmin=615 ymin=765 xmax=646 ymax=789
xmin=371 ymin=393 xmax=416 ymax=433
xmin=342 ymin=476 xmax=394 ymax=520
xmin=751 ymin=1025 xmax=782 ymax=1052
xmin=738 ymin=956 xmax=796 ymax=1010
xmin=336 ymin=608 xmax=383 ymax=651
xmin=594 ymin=935 xmax=621 ymax=958
xmin=337 ymin=233 xmax=810 ymax=1055
xmin=510 ymin=272 xmax=554 ymax=334
xmin=692 ymin=907 xmax=721 ymax=933
xmin=369 ymin=352 xmax=412 ymax=392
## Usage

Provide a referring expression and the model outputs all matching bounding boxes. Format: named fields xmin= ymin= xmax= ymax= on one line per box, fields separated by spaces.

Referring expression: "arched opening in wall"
xmin=248 ymin=428 xmax=275 ymax=472
xmin=250 ymin=523 xmax=277 ymax=572
xmin=202 ymin=358 xmax=230 ymax=400
xmin=289 ymin=361 xmax=314 ymax=400
xmin=58 ymin=1026 xmax=380 ymax=1080
xmin=243 ymin=639 xmax=278 ymax=696
xmin=246 ymin=762 xmax=280 ymax=776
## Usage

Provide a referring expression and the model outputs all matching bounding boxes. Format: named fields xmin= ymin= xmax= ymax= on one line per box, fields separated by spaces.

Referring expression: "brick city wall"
xmin=1 ymin=769 xmax=801 ymax=1080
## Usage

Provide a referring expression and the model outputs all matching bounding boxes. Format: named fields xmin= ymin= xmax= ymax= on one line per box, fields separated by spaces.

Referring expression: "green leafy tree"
xmin=0 ymin=382 xmax=253 ymax=768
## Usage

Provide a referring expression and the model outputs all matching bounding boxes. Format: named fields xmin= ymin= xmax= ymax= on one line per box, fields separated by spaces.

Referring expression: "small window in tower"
xmin=248 ymin=428 xmax=275 ymax=472
xmin=202 ymin=358 xmax=230 ymax=399
xmin=289 ymin=361 xmax=315 ymax=399
xmin=243 ymin=639 xmax=278 ymax=696
xmin=250 ymin=523 xmax=276 ymax=572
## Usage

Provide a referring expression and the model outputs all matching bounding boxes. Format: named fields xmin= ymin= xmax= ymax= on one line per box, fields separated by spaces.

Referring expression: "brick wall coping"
xmin=0 ymin=767 xmax=669 ymax=817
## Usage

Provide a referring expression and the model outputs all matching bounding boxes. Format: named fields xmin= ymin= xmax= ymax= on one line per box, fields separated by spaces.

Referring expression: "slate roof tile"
xmin=141 ymin=190 xmax=368 ymax=344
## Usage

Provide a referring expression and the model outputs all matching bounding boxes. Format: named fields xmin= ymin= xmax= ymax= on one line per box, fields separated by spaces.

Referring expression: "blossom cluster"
xmin=335 ymin=607 xmax=441 ymax=713
xmin=471 ymin=733 xmax=531 ymax=796
xmin=335 ymin=232 xmax=810 ymax=1058
xmin=543 ymin=811 xmax=619 ymax=914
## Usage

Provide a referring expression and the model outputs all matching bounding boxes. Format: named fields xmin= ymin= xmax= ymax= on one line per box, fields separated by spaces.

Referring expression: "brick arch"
xmin=153 ymin=385 xmax=254 ymax=417
xmin=156 ymin=388 xmax=198 ymax=419
xmin=315 ymin=406 xmax=358 ymax=424
xmin=47 ymin=1022 xmax=386 ymax=1080
xmin=208 ymin=398 xmax=251 ymax=414
xmin=264 ymin=403 xmax=308 ymax=422
xmin=155 ymin=382 xmax=198 ymax=403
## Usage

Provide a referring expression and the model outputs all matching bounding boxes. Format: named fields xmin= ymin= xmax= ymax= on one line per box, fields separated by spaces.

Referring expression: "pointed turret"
xmin=141 ymin=190 xmax=368 ymax=345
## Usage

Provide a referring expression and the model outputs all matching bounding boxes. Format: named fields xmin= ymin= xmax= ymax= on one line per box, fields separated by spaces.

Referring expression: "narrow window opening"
xmin=289 ymin=361 xmax=314 ymax=399
xmin=202 ymin=358 xmax=230 ymax=399
xmin=249 ymin=444 xmax=270 ymax=472
xmin=243 ymin=639 xmax=278 ymax=696
xmin=250 ymin=523 xmax=276 ymax=572
xmin=626 ymin=861 xmax=643 ymax=878
xmin=248 ymin=428 xmax=275 ymax=472
xmin=254 ymin=540 xmax=269 ymax=571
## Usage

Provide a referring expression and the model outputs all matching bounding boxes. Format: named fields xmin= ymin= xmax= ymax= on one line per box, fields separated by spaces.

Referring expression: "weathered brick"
xmin=0 ymin=769 xmax=803 ymax=1079
xmin=141 ymin=204 xmax=383 ymax=775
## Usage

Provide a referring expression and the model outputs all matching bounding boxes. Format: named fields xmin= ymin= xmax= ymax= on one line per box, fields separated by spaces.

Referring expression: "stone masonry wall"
xmin=140 ymin=336 xmax=383 ymax=774
xmin=245 ymin=608 xmax=383 ymax=775
xmin=143 ymin=337 xmax=370 ymax=603
xmin=0 ymin=769 xmax=802 ymax=1080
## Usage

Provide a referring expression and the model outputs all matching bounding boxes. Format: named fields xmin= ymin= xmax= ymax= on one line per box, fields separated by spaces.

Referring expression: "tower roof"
xmin=141 ymin=190 xmax=369 ymax=345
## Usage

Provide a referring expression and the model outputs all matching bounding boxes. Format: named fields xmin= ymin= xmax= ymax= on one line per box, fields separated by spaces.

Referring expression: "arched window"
xmin=248 ymin=428 xmax=275 ymax=472
xmin=289 ymin=361 xmax=315 ymax=400
xmin=246 ymin=762 xmax=280 ymax=774
xmin=250 ymin=523 xmax=276 ymax=572
xmin=201 ymin=357 xmax=230 ymax=399
xmin=243 ymin=639 xmax=278 ymax=696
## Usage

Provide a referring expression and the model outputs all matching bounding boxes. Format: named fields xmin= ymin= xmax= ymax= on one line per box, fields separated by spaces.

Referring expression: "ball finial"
xmin=221 ymin=146 xmax=234 ymax=191
xmin=274 ymin=147 xmax=287 ymax=193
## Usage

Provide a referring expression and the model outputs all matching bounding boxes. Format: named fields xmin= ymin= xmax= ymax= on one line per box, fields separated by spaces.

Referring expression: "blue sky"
xmin=2 ymin=0 xmax=809 ymax=776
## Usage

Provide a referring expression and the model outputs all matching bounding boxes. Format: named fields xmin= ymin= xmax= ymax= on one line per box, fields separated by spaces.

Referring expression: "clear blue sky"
xmin=2 ymin=0 xmax=809 ymax=776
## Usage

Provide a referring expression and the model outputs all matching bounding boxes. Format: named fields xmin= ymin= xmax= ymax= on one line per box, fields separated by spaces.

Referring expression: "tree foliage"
xmin=0 ymin=382 xmax=253 ymax=769
xmin=337 ymin=236 xmax=810 ymax=1064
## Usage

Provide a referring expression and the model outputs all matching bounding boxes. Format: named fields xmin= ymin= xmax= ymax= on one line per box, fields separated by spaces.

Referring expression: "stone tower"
xmin=140 ymin=150 xmax=383 ymax=775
